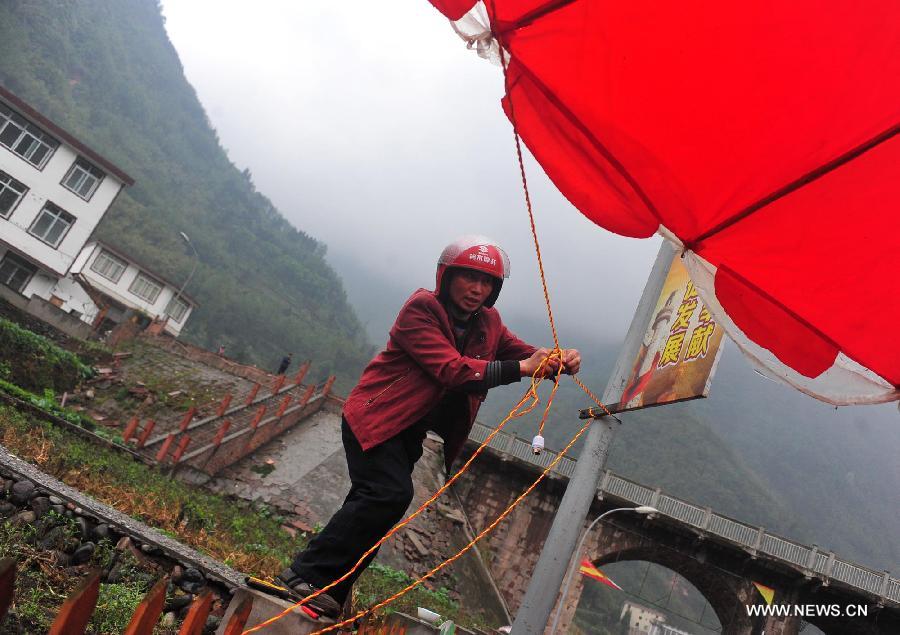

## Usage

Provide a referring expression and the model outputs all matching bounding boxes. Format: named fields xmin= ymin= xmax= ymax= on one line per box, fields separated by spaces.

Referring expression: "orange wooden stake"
xmin=48 ymin=570 xmax=101 ymax=635
xmin=222 ymin=596 xmax=254 ymax=635
xmin=124 ymin=576 xmax=168 ymax=635
xmin=0 ymin=558 xmax=15 ymax=624
xmin=178 ymin=590 xmax=213 ymax=635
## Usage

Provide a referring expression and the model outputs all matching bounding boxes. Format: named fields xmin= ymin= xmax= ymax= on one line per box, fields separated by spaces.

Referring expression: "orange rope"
xmin=242 ymin=359 xmax=560 ymax=634
xmin=497 ymin=32 xmax=559 ymax=356
xmin=307 ymin=413 xmax=593 ymax=635
xmin=494 ymin=35 xmax=614 ymax=425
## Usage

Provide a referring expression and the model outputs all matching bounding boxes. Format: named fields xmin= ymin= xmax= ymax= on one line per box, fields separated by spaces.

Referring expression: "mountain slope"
xmin=0 ymin=0 xmax=373 ymax=383
xmin=465 ymin=320 xmax=899 ymax=573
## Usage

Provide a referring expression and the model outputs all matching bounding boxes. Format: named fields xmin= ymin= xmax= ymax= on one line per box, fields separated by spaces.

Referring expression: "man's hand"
xmin=561 ymin=348 xmax=581 ymax=375
xmin=520 ymin=348 xmax=561 ymax=378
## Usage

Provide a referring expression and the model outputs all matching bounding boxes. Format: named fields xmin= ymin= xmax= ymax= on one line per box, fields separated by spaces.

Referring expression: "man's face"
xmin=448 ymin=269 xmax=495 ymax=315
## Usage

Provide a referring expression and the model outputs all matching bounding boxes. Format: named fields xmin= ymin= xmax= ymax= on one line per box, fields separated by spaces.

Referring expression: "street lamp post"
xmin=549 ymin=505 xmax=658 ymax=635
xmin=168 ymin=231 xmax=198 ymax=325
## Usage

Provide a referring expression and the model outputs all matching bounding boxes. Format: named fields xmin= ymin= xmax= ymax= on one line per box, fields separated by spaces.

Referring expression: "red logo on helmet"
xmin=453 ymin=244 xmax=503 ymax=278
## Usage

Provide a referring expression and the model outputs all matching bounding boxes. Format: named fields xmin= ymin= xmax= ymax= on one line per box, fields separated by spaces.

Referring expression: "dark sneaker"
xmin=275 ymin=568 xmax=342 ymax=619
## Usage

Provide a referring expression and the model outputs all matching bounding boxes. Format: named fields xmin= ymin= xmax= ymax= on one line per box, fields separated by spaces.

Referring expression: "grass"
xmin=0 ymin=517 xmax=174 ymax=634
xmin=0 ymin=404 xmax=305 ymax=576
xmin=355 ymin=562 xmax=459 ymax=622
xmin=0 ymin=402 xmax=494 ymax=629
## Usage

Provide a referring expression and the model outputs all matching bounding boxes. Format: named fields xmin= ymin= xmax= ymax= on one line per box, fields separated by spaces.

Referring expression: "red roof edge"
xmin=0 ymin=84 xmax=135 ymax=187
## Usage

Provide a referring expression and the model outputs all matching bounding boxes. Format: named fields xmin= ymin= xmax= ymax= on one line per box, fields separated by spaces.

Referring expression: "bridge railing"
xmin=467 ymin=420 xmax=899 ymax=607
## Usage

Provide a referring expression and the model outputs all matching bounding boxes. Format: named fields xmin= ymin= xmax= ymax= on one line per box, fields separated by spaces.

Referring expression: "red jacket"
xmin=343 ymin=288 xmax=536 ymax=471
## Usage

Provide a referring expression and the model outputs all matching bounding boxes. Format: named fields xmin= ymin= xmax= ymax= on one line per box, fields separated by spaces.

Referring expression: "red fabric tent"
xmin=427 ymin=0 xmax=900 ymax=404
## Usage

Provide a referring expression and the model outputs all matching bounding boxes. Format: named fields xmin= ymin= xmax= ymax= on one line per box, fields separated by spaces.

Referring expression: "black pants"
xmin=290 ymin=417 xmax=427 ymax=603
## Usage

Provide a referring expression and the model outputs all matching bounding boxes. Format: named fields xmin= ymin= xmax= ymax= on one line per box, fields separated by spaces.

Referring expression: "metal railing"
xmin=467 ymin=421 xmax=899 ymax=607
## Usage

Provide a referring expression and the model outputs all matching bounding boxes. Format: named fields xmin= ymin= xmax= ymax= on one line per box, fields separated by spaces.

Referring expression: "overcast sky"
xmin=158 ymin=1 xmax=660 ymax=349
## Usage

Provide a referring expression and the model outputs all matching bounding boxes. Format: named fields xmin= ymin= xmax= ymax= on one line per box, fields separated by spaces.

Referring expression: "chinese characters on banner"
xmin=618 ymin=253 xmax=725 ymax=412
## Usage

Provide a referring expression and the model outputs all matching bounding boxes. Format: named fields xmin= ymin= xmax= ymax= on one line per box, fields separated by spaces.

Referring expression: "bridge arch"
xmin=575 ymin=522 xmax=759 ymax=634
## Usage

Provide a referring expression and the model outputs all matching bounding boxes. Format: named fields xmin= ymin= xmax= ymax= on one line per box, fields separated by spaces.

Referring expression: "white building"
xmin=0 ymin=85 xmax=133 ymax=334
xmin=620 ymin=600 xmax=671 ymax=634
xmin=66 ymin=241 xmax=196 ymax=338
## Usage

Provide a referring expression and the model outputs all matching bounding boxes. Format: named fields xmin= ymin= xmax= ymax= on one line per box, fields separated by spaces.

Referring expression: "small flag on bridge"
xmin=753 ymin=581 xmax=775 ymax=606
xmin=579 ymin=559 xmax=622 ymax=590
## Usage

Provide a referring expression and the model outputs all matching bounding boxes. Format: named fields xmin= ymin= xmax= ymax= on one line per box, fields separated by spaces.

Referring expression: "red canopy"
xmin=428 ymin=0 xmax=900 ymax=404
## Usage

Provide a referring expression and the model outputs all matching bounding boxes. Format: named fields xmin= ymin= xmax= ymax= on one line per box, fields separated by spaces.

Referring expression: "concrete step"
xmin=217 ymin=587 xmax=336 ymax=635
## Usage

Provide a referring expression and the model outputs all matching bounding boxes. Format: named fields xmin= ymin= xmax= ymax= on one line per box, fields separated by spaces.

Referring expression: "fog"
xmin=159 ymin=0 xmax=661 ymax=352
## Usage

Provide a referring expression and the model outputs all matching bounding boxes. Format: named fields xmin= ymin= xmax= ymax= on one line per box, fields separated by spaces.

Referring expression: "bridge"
xmin=452 ymin=421 xmax=900 ymax=634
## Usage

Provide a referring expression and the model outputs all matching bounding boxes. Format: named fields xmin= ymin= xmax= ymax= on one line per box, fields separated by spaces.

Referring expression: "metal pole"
xmin=511 ymin=241 xmax=676 ymax=633
xmin=169 ymin=232 xmax=198 ymax=323
xmin=549 ymin=508 xmax=642 ymax=635
xmin=511 ymin=418 xmax=616 ymax=633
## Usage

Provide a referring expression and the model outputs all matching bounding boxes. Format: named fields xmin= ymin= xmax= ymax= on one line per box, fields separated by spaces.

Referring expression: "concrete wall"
xmin=0 ymin=278 xmax=27 ymax=310
xmin=21 ymin=294 xmax=92 ymax=339
xmin=0 ymin=277 xmax=91 ymax=339
xmin=188 ymin=397 xmax=328 ymax=475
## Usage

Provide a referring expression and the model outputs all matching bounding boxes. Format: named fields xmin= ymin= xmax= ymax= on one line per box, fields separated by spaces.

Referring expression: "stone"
xmin=48 ymin=550 xmax=71 ymax=567
xmin=179 ymin=580 xmax=205 ymax=595
xmin=165 ymin=592 xmax=193 ymax=611
xmin=40 ymin=526 xmax=68 ymax=550
xmin=75 ymin=516 xmax=91 ymax=539
xmin=92 ymin=523 xmax=111 ymax=541
xmin=181 ymin=567 xmax=204 ymax=583
xmin=30 ymin=496 xmax=51 ymax=518
xmin=290 ymin=519 xmax=314 ymax=533
xmin=141 ymin=543 xmax=163 ymax=556
xmin=50 ymin=504 xmax=65 ymax=516
xmin=0 ymin=502 xmax=16 ymax=517
xmin=106 ymin=562 xmax=126 ymax=583
xmin=72 ymin=542 xmax=96 ymax=564
xmin=10 ymin=480 xmax=35 ymax=504
xmin=10 ymin=510 xmax=36 ymax=526
xmin=160 ymin=612 xmax=177 ymax=627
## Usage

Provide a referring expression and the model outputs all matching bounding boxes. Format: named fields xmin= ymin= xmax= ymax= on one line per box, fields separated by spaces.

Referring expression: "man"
xmin=276 ymin=352 xmax=293 ymax=375
xmin=278 ymin=235 xmax=581 ymax=617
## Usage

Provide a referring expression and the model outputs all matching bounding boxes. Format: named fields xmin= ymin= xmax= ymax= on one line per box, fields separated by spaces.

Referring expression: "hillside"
xmin=0 ymin=0 xmax=374 ymax=384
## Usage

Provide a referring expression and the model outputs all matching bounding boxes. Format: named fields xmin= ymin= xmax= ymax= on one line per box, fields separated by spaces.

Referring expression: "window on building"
xmin=28 ymin=202 xmax=74 ymax=248
xmin=62 ymin=157 xmax=105 ymax=200
xmin=0 ymin=103 xmax=58 ymax=168
xmin=0 ymin=252 xmax=37 ymax=294
xmin=0 ymin=170 xmax=27 ymax=218
xmin=165 ymin=295 xmax=190 ymax=323
xmin=129 ymin=272 xmax=163 ymax=303
xmin=90 ymin=249 xmax=127 ymax=283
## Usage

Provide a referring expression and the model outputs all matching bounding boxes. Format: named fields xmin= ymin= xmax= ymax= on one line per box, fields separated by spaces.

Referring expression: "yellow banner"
xmin=618 ymin=253 xmax=724 ymax=411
